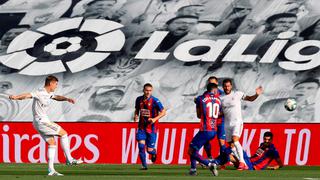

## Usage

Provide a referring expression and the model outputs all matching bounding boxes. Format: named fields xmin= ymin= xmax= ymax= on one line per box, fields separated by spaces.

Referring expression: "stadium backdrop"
xmin=0 ymin=0 xmax=319 ymax=165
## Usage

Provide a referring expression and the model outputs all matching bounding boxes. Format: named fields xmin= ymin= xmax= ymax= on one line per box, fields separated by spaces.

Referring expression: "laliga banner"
xmin=0 ymin=0 xmax=320 ymax=123
xmin=1 ymin=122 xmax=319 ymax=165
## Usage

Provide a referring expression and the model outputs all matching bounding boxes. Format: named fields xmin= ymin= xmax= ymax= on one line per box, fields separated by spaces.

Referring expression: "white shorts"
xmin=225 ymin=122 xmax=243 ymax=142
xmin=33 ymin=117 xmax=61 ymax=141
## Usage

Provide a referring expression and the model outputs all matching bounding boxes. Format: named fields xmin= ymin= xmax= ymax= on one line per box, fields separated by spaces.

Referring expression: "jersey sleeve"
xmin=135 ymin=97 xmax=140 ymax=110
xmin=236 ymin=91 xmax=245 ymax=100
xmin=30 ymin=90 xmax=40 ymax=100
xmin=195 ymin=96 xmax=201 ymax=109
xmin=154 ymin=98 xmax=164 ymax=111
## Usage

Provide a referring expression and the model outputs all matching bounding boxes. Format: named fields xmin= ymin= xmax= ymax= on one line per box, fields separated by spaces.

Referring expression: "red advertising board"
xmin=0 ymin=122 xmax=319 ymax=165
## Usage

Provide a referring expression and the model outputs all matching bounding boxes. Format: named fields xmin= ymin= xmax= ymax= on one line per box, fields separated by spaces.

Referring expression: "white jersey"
xmin=221 ymin=91 xmax=245 ymax=126
xmin=31 ymin=88 xmax=55 ymax=120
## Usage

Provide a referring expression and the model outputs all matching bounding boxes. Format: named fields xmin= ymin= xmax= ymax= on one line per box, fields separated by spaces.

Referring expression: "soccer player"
xmin=9 ymin=75 xmax=83 ymax=176
xmin=221 ymin=79 xmax=263 ymax=170
xmin=214 ymin=131 xmax=283 ymax=170
xmin=188 ymin=83 xmax=220 ymax=176
xmin=202 ymin=76 xmax=226 ymax=161
xmin=134 ymin=83 xmax=166 ymax=170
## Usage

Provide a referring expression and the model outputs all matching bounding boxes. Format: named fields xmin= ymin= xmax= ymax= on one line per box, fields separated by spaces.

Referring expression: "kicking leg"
xmin=58 ymin=128 xmax=82 ymax=165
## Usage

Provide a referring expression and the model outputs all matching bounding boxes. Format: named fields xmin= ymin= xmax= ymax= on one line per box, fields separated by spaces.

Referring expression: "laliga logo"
xmin=1 ymin=18 xmax=320 ymax=75
xmin=0 ymin=17 xmax=125 ymax=75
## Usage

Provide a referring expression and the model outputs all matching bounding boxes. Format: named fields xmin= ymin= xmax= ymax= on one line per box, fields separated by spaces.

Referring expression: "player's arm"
xmin=149 ymin=108 xmax=166 ymax=123
xmin=267 ymin=157 xmax=283 ymax=170
xmin=52 ymin=95 xmax=75 ymax=104
xmin=134 ymin=98 xmax=140 ymax=122
xmin=134 ymin=108 xmax=139 ymax=122
xmin=9 ymin=93 xmax=32 ymax=100
xmin=196 ymin=106 xmax=201 ymax=119
xmin=243 ymin=86 xmax=263 ymax=102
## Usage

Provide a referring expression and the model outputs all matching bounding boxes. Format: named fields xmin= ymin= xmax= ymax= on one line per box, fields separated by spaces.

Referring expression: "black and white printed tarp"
xmin=0 ymin=0 xmax=320 ymax=122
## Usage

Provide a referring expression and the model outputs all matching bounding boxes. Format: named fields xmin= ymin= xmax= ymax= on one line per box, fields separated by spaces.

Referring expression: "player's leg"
xmin=232 ymin=123 xmax=246 ymax=170
xmin=136 ymin=129 xmax=147 ymax=169
xmin=188 ymin=131 xmax=218 ymax=176
xmin=45 ymin=136 xmax=63 ymax=176
xmin=146 ymin=132 xmax=157 ymax=163
xmin=33 ymin=120 xmax=63 ymax=176
xmin=243 ymin=151 xmax=254 ymax=170
xmin=225 ymin=126 xmax=239 ymax=160
xmin=203 ymin=141 xmax=212 ymax=159
xmin=57 ymin=128 xmax=83 ymax=165
xmin=217 ymin=124 xmax=227 ymax=154
xmin=217 ymin=124 xmax=227 ymax=169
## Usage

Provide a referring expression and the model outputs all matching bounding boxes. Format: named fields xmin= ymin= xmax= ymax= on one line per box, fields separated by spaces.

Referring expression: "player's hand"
xmin=9 ymin=95 xmax=17 ymax=100
xmin=255 ymin=86 xmax=263 ymax=95
xmin=67 ymin=98 xmax=75 ymax=104
xmin=134 ymin=114 xmax=139 ymax=122
xmin=148 ymin=118 xmax=156 ymax=123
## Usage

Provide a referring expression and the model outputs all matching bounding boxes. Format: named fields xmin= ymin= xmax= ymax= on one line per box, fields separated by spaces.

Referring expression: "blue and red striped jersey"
xmin=250 ymin=143 xmax=280 ymax=170
xmin=195 ymin=91 xmax=222 ymax=131
xmin=135 ymin=95 xmax=164 ymax=133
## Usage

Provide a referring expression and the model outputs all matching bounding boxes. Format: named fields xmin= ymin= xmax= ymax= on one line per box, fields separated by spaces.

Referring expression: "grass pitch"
xmin=0 ymin=164 xmax=319 ymax=180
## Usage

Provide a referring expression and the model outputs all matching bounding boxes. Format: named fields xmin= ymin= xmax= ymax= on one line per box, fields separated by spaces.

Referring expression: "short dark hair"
xmin=208 ymin=76 xmax=218 ymax=81
xmin=87 ymin=0 xmax=116 ymax=6
xmin=222 ymin=78 xmax=232 ymax=86
xmin=266 ymin=13 xmax=297 ymax=24
xmin=166 ymin=15 xmax=199 ymax=25
xmin=143 ymin=83 xmax=153 ymax=89
xmin=45 ymin=75 xmax=58 ymax=86
xmin=207 ymin=83 xmax=218 ymax=92
xmin=264 ymin=131 xmax=273 ymax=139
xmin=294 ymin=78 xmax=320 ymax=88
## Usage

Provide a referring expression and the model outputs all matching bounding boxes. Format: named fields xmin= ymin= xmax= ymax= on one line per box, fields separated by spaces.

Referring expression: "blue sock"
xmin=192 ymin=151 xmax=210 ymax=166
xmin=204 ymin=142 xmax=212 ymax=158
xmin=190 ymin=156 xmax=197 ymax=169
xmin=147 ymin=149 xmax=156 ymax=155
xmin=220 ymin=144 xmax=226 ymax=155
xmin=138 ymin=143 xmax=147 ymax=167
xmin=213 ymin=153 xmax=230 ymax=165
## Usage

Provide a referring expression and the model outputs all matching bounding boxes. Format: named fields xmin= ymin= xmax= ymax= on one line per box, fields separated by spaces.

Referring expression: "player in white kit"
xmin=9 ymin=75 xmax=83 ymax=176
xmin=221 ymin=79 xmax=263 ymax=170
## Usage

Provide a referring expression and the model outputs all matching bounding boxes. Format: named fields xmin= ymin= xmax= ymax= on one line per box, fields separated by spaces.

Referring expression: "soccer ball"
xmin=284 ymin=98 xmax=297 ymax=111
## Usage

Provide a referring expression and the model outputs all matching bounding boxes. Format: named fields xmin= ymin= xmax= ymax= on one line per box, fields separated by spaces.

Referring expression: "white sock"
xmin=231 ymin=146 xmax=240 ymax=160
xmin=48 ymin=145 xmax=56 ymax=172
xmin=60 ymin=135 xmax=73 ymax=162
xmin=234 ymin=141 xmax=245 ymax=163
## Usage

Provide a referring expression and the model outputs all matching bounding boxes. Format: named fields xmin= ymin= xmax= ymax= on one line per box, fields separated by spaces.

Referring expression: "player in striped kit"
xmin=134 ymin=83 xmax=166 ymax=170
xmin=213 ymin=131 xmax=283 ymax=170
xmin=188 ymin=83 xmax=221 ymax=176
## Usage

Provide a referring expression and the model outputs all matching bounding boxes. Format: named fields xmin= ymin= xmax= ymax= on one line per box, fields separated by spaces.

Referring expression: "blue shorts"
xmin=243 ymin=151 xmax=254 ymax=170
xmin=217 ymin=124 xmax=226 ymax=140
xmin=136 ymin=129 xmax=157 ymax=148
xmin=190 ymin=131 xmax=216 ymax=151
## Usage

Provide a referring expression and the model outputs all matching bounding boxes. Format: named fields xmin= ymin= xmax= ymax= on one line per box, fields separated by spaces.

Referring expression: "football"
xmin=284 ymin=98 xmax=297 ymax=111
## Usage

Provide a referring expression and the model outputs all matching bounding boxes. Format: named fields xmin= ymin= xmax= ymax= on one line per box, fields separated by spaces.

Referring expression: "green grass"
xmin=0 ymin=164 xmax=319 ymax=180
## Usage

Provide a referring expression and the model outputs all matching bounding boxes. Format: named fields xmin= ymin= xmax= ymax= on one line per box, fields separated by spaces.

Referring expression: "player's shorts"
xmin=33 ymin=117 xmax=61 ymax=141
xmin=190 ymin=130 xmax=216 ymax=151
xmin=217 ymin=124 xmax=226 ymax=140
xmin=136 ymin=129 xmax=157 ymax=148
xmin=225 ymin=122 xmax=243 ymax=142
